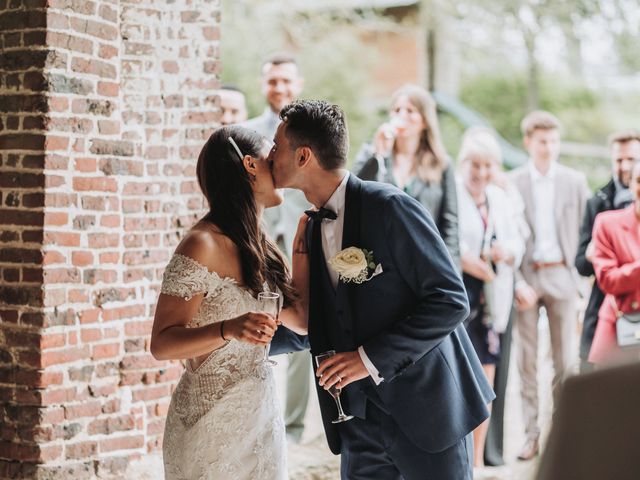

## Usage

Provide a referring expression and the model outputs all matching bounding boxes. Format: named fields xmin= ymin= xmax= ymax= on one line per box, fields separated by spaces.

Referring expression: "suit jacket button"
xmin=378 ymin=373 xmax=383 ymax=378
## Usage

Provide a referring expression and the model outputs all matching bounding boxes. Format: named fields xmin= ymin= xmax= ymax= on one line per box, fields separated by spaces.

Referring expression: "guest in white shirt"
xmin=508 ymin=111 xmax=591 ymax=461
xmin=457 ymin=128 xmax=525 ymax=469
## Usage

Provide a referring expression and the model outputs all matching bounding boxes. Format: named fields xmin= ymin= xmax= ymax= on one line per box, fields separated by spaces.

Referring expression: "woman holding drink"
xmin=150 ymin=126 xmax=308 ymax=479
xmin=353 ymin=84 xmax=460 ymax=264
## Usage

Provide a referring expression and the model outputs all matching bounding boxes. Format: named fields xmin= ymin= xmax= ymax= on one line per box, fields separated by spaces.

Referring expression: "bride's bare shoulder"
xmin=174 ymin=222 xmax=239 ymax=272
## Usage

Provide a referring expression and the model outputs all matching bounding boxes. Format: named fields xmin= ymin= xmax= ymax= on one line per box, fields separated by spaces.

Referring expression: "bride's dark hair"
xmin=196 ymin=125 xmax=297 ymax=307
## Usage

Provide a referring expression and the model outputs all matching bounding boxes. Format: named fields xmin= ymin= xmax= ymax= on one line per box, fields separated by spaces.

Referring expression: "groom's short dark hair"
xmin=280 ymin=100 xmax=348 ymax=170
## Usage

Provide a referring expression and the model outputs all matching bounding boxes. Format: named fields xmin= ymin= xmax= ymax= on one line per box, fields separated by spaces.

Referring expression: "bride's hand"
xmin=224 ymin=312 xmax=278 ymax=346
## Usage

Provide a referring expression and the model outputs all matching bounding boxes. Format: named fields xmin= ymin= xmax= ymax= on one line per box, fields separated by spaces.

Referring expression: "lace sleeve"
xmin=161 ymin=254 xmax=220 ymax=301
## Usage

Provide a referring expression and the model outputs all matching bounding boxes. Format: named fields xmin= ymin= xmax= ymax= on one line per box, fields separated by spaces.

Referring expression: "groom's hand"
xmin=316 ymin=351 xmax=369 ymax=390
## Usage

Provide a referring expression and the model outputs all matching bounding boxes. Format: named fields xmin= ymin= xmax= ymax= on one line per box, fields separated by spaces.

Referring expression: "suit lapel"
xmin=336 ymin=175 xmax=362 ymax=331
xmin=520 ymin=170 xmax=536 ymax=231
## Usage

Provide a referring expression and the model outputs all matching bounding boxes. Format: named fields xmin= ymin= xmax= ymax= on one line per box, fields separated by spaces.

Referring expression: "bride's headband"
xmin=227 ymin=137 xmax=244 ymax=161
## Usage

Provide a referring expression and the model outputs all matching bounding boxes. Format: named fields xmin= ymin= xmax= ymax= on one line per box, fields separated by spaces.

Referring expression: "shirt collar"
xmin=529 ymin=160 xmax=557 ymax=182
xmin=323 ymin=172 xmax=350 ymax=219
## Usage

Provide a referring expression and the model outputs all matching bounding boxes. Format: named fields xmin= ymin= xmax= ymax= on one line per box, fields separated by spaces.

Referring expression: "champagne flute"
xmin=315 ymin=350 xmax=354 ymax=423
xmin=257 ymin=291 xmax=279 ymax=366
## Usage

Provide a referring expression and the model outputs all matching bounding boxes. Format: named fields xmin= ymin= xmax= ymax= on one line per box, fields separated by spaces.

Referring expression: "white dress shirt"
xmin=320 ymin=172 xmax=384 ymax=384
xmin=529 ymin=161 xmax=564 ymax=263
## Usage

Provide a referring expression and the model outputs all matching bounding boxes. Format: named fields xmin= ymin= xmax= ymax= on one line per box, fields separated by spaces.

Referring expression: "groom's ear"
xmin=297 ymin=147 xmax=312 ymax=168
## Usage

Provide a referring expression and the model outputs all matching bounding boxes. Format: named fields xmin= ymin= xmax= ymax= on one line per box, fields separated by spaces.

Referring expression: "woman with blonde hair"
xmin=456 ymin=128 xmax=525 ymax=470
xmin=354 ymin=84 xmax=459 ymax=263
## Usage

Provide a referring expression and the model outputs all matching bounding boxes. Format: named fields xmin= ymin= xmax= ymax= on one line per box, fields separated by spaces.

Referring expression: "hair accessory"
xmin=228 ymin=136 xmax=244 ymax=160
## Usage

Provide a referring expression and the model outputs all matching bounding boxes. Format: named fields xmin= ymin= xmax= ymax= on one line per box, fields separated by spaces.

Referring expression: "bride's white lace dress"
xmin=160 ymin=254 xmax=287 ymax=480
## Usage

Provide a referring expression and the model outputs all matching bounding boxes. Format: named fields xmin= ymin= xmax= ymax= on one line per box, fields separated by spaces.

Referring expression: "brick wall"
xmin=0 ymin=1 xmax=220 ymax=478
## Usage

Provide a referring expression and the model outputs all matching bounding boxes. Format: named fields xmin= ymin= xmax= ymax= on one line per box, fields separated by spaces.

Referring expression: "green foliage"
xmin=460 ymin=72 xmax=603 ymax=145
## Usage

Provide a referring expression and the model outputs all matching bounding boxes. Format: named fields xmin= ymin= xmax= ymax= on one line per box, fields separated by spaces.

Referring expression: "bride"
xmin=150 ymin=125 xmax=309 ymax=479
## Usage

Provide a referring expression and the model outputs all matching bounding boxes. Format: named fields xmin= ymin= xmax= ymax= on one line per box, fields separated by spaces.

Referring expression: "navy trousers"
xmin=338 ymin=402 xmax=473 ymax=480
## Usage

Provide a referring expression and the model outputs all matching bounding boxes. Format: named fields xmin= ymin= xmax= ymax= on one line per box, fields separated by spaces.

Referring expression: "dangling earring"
xmin=250 ymin=173 xmax=256 ymax=182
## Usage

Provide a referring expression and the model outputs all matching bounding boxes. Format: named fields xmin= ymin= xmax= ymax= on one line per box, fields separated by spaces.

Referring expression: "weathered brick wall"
xmin=0 ymin=0 xmax=220 ymax=478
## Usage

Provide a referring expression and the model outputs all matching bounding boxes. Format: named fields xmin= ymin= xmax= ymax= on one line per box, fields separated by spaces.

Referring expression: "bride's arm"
xmin=278 ymin=215 xmax=309 ymax=335
xmin=151 ymin=231 xmax=277 ymax=360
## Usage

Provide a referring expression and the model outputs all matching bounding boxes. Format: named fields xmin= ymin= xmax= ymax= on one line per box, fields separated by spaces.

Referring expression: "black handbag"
xmin=611 ymin=297 xmax=640 ymax=347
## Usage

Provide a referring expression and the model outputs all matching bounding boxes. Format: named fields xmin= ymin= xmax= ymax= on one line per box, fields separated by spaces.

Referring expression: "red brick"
xmin=44 ymin=212 xmax=68 ymax=226
xmin=99 ymin=252 xmax=119 ymax=263
xmin=68 ymin=289 xmax=89 ymax=303
xmin=87 ymin=233 xmax=119 ymax=248
xmin=72 ymin=251 xmax=93 ymax=266
xmin=79 ymin=309 xmax=101 ymax=324
xmin=100 ymin=215 xmax=120 ymax=227
xmin=88 ymin=415 xmax=134 ymax=435
xmin=83 ymin=269 xmax=117 ymax=284
xmin=73 ymin=177 xmax=117 ymax=192
xmin=43 ymin=250 xmax=66 ymax=265
xmin=41 ymin=333 xmax=65 ymax=350
xmin=102 ymin=305 xmax=144 ymax=322
xmin=74 ymin=157 xmax=97 ymax=172
xmin=91 ymin=343 xmax=119 ymax=360
xmin=44 ymin=231 xmax=81 ymax=247
xmin=120 ymin=353 xmax=157 ymax=370
xmin=41 ymin=407 xmax=65 ymax=424
xmin=45 ymin=175 xmax=66 ymax=188
xmin=64 ymin=401 xmax=102 ymax=420
xmin=41 ymin=347 xmax=90 ymax=368
xmin=97 ymin=81 xmax=119 ymax=97
xmin=44 ymin=154 xmax=69 ymax=169
xmin=44 ymin=136 xmax=69 ymax=151
xmin=43 ymin=268 xmax=81 ymax=284
xmin=40 ymin=387 xmax=79 ymax=405
xmin=99 ymin=435 xmax=144 ymax=453
xmin=81 ymin=328 xmax=102 ymax=342
xmin=124 ymin=320 xmax=152 ymax=337
xmin=65 ymin=441 xmax=97 ymax=460
xmin=49 ymin=96 xmax=69 ymax=112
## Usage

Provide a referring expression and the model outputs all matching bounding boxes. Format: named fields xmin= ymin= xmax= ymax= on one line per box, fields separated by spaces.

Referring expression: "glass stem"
xmin=334 ymin=397 xmax=347 ymax=418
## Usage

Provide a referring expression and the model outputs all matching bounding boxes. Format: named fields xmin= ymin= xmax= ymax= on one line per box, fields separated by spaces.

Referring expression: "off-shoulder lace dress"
xmin=160 ymin=254 xmax=286 ymax=480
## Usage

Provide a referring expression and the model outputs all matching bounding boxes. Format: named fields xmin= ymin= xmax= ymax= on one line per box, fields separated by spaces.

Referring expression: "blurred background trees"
xmin=220 ymin=0 xmax=640 ymax=188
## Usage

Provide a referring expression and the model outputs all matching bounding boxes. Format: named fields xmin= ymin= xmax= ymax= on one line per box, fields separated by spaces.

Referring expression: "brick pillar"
xmin=0 ymin=1 xmax=220 ymax=478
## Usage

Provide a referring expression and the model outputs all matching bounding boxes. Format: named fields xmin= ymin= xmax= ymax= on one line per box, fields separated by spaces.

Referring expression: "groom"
xmin=269 ymin=100 xmax=494 ymax=479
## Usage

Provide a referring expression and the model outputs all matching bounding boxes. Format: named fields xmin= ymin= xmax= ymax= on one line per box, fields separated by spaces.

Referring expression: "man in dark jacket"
xmin=575 ymin=130 xmax=640 ymax=370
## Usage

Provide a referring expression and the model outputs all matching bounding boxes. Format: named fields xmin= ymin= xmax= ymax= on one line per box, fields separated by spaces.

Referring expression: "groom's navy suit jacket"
xmin=273 ymin=175 xmax=494 ymax=455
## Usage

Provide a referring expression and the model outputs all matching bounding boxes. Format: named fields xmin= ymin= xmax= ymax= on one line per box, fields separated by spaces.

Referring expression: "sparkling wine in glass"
xmin=257 ymin=291 xmax=279 ymax=366
xmin=315 ymin=350 xmax=354 ymax=423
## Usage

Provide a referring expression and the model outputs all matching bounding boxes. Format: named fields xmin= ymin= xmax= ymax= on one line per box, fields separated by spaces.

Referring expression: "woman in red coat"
xmin=589 ymin=158 xmax=640 ymax=364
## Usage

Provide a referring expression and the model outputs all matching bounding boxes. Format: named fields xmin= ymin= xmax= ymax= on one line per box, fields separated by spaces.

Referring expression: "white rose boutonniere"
xmin=328 ymin=247 xmax=383 ymax=284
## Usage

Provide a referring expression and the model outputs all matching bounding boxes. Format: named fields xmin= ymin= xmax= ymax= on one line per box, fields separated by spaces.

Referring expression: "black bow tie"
xmin=305 ymin=207 xmax=337 ymax=221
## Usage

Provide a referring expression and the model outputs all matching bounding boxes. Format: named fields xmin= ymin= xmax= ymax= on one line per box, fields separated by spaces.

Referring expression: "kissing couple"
xmin=151 ymin=100 xmax=494 ymax=479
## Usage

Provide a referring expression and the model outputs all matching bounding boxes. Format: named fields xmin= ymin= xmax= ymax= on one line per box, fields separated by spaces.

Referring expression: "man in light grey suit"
xmin=509 ymin=111 xmax=591 ymax=461
xmin=242 ymin=53 xmax=312 ymax=442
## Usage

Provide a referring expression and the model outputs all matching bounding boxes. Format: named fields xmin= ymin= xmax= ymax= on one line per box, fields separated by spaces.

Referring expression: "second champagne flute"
xmin=257 ymin=291 xmax=279 ymax=366
xmin=315 ymin=350 xmax=354 ymax=423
